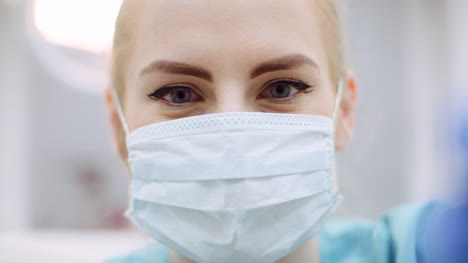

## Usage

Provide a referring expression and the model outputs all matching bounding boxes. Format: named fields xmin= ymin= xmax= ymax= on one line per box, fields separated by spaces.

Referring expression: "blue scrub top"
xmin=106 ymin=202 xmax=460 ymax=263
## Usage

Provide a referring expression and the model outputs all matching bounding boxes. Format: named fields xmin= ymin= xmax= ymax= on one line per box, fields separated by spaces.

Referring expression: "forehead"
xmin=128 ymin=0 xmax=326 ymax=73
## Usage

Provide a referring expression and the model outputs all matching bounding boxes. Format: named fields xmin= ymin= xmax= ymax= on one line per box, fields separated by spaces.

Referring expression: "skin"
xmin=105 ymin=0 xmax=357 ymax=262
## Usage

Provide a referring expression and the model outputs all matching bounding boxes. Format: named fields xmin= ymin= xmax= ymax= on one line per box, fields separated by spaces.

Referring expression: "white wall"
xmin=337 ymin=0 xmax=414 ymax=217
xmin=404 ymin=0 xmax=451 ymax=201
xmin=445 ymin=0 xmax=468 ymax=201
xmin=0 ymin=0 xmax=129 ymax=230
xmin=0 ymin=0 xmax=31 ymax=230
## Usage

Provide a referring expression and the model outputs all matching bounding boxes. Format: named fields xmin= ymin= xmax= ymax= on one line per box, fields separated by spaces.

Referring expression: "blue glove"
xmin=417 ymin=202 xmax=468 ymax=263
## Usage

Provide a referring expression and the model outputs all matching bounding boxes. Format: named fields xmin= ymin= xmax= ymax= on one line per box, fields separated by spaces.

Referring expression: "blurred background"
xmin=0 ymin=0 xmax=467 ymax=262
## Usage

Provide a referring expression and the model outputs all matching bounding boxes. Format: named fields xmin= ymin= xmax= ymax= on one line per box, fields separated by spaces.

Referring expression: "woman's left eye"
xmin=257 ymin=80 xmax=312 ymax=100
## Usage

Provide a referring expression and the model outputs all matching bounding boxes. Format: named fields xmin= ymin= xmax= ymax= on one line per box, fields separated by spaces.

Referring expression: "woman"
xmin=104 ymin=0 xmax=446 ymax=262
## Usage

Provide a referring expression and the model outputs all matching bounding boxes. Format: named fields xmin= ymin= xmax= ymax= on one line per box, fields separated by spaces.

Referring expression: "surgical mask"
xmin=112 ymin=81 xmax=344 ymax=263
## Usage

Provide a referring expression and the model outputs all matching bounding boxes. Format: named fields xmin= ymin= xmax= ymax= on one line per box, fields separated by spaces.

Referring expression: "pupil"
xmin=272 ymin=84 xmax=290 ymax=98
xmin=171 ymin=89 xmax=190 ymax=103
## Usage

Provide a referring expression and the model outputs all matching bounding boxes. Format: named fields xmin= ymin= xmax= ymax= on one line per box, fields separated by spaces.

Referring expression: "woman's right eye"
xmin=148 ymin=86 xmax=203 ymax=105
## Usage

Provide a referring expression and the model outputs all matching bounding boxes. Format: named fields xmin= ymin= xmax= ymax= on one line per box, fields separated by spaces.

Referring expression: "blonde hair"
xmin=316 ymin=0 xmax=346 ymax=87
xmin=111 ymin=0 xmax=346 ymax=96
xmin=111 ymin=0 xmax=138 ymax=99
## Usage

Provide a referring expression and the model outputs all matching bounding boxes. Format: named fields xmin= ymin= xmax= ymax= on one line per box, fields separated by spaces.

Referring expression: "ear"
xmin=334 ymin=72 xmax=358 ymax=151
xmin=105 ymin=87 xmax=129 ymax=165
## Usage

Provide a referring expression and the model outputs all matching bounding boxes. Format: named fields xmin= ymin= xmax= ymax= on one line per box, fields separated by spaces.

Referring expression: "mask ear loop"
xmin=332 ymin=79 xmax=344 ymax=120
xmin=111 ymin=88 xmax=130 ymax=135
xmin=331 ymin=79 xmax=344 ymax=195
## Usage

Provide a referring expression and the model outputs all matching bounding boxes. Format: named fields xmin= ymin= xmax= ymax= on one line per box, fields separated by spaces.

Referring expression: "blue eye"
xmin=257 ymin=80 xmax=312 ymax=100
xmin=148 ymin=86 xmax=203 ymax=104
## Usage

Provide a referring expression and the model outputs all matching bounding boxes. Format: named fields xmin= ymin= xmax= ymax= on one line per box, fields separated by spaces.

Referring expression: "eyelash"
xmin=257 ymin=78 xmax=313 ymax=99
xmin=147 ymin=78 xmax=313 ymax=103
xmin=147 ymin=86 xmax=190 ymax=100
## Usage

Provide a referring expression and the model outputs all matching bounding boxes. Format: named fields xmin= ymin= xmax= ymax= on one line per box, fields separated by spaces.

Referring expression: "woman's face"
xmin=108 ymin=0 xmax=356 ymax=155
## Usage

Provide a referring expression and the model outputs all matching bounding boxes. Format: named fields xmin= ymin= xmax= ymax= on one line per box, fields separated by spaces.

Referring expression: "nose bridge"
xmin=210 ymin=80 xmax=255 ymax=113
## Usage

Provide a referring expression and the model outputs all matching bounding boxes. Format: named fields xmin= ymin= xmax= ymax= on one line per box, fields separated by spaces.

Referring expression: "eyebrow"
xmin=140 ymin=53 xmax=318 ymax=81
xmin=249 ymin=54 xmax=319 ymax=79
xmin=141 ymin=60 xmax=213 ymax=82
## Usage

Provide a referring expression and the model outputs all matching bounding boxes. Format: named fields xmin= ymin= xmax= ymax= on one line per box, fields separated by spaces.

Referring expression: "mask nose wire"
xmin=332 ymin=79 xmax=344 ymax=120
xmin=111 ymin=88 xmax=130 ymax=135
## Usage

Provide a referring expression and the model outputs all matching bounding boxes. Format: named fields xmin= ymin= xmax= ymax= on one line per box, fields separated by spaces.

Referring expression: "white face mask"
xmin=112 ymin=81 xmax=344 ymax=263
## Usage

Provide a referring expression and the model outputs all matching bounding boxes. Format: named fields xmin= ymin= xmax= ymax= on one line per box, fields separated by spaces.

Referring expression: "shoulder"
xmin=319 ymin=202 xmax=434 ymax=263
xmin=105 ymin=243 xmax=170 ymax=263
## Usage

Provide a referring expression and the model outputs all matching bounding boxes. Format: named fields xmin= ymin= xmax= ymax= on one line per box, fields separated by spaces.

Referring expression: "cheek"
xmin=305 ymin=91 xmax=334 ymax=116
xmin=293 ymin=85 xmax=336 ymax=118
xmin=255 ymin=95 xmax=332 ymax=116
xmin=124 ymin=91 xmax=164 ymax=131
